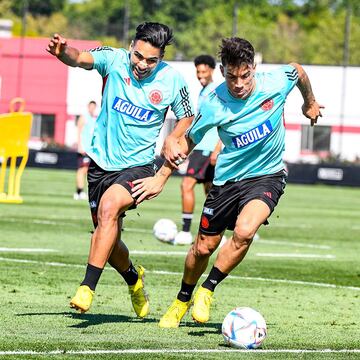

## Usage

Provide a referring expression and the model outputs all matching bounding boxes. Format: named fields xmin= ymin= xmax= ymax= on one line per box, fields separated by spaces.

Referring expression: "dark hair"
xmin=219 ymin=38 xmax=255 ymax=67
xmin=134 ymin=22 xmax=173 ymax=55
xmin=89 ymin=100 xmax=96 ymax=106
xmin=194 ymin=55 xmax=216 ymax=69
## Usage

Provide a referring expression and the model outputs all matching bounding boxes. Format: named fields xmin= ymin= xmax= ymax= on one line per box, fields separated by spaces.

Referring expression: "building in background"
xmin=0 ymin=36 xmax=359 ymax=163
xmin=0 ymin=36 xmax=101 ymax=150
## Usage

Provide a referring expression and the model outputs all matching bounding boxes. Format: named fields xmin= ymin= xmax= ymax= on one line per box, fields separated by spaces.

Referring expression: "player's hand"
xmin=302 ymin=101 xmax=324 ymax=127
xmin=161 ymin=135 xmax=187 ymax=169
xmin=131 ymin=176 xmax=166 ymax=204
xmin=210 ymin=150 xmax=219 ymax=166
xmin=46 ymin=33 xmax=67 ymax=58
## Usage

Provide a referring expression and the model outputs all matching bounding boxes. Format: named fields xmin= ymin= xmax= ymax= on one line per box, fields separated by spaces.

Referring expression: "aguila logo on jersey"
xmin=261 ymin=98 xmax=274 ymax=111
xmin=149 ymin=89 xmax=163 ymax=105
xmin=112 ymin=97 xmax=154 ymax=122
xmin=232 ymin=120 xmax=273 ymax=148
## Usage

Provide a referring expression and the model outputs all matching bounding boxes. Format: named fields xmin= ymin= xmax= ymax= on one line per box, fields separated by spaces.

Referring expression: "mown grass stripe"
xmin=0 ymin=257 xmax=358 ymax=291
xmin=0 ymin=348 xmax=359 ymax=356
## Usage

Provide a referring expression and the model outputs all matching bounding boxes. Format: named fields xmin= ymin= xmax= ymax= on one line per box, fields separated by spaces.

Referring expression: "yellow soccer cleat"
xmin=128 ymin=265 xmax=149 ymax=318
xmin=192 ymin=286 xmax=214 ymax=323
xmin=70 ymin=285 xmax=94 ymax=313
xmin=159 ymin=298 xmax=192 ymax=328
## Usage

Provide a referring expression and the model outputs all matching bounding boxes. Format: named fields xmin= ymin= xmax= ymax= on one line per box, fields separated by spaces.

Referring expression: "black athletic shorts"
xmin=77 ymin=153 xmax=91 ymax=169
xmin=199 ymin=170 xmax=287 ymax=235
xmin=87 ymin=159 xmax=156 ymax=227
xmin=186 ymin=150 xmax=215 ymax=183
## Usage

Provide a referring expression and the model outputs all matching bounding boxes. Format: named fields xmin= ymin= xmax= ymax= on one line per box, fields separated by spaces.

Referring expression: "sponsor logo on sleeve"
xmin=232 ymin=120 xmax=273 ymax=148
xmin=112 ymin=97 xmax=154 ymax=121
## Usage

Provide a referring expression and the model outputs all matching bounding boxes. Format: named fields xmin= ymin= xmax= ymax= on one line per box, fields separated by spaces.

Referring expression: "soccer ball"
xmin=222 ymin=307 xmax=267 ymax=349
xmin=153 ymin=218 xmax=178 ymax=243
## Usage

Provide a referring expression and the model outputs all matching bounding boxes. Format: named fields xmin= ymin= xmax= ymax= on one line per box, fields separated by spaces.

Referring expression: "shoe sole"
xmin=70 ymin=301 xmax=89 ymax=314
xmin=192 ymin=314 xmax=208 ymax=323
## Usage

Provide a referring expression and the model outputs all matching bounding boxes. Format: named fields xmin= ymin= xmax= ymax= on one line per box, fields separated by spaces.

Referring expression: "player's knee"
xmin=192 ymin=234 xmax=216 ymax=257
xmin=97 ymin=200 xmax=118 ymax=226
xmin=233 ymin=224 xmax=256 ymax=248
xmin=181 ymin=179 xmax=193 ymax=193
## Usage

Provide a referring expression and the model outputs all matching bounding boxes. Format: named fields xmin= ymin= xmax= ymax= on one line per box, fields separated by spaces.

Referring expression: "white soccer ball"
xmin=153 ymin=218 xmax=178 ymax=243
xmin=222 ymin=307 xmax=267 ymax=349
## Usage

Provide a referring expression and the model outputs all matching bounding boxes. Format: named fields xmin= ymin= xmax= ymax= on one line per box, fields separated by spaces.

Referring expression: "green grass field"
xmin=0 ymin=168 xmax=359 ymax=359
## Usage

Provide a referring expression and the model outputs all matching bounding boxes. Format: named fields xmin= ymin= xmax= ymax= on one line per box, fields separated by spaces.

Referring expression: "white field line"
xmin=0 ymin=217 xmax=333 ymax=247
xmin=0 ymin=217 xmax=332 ymax=250
xmin=0 ymin=256 xmax=359 ymax=291
xmin=0 ymin=248 xmax=333 ymax=259
xmin=0 ymin=247 xmax=57 ymax=253
xmin=132 ymin=250 xmax=188 ymax=256
xmin=0 ymin=349 xmax=359 ymax=356
xmin=255 ymin=239 xmax=331 ymax=250
xmin=125 ymin=228 xmax=332 ymax=250
xmin=255 ymin=253 xmax=335 ymax=259
xmin=270 ymin=223 xmax=312 ymax=228
xmin=130 ymin=250 xmax=335 ymax=260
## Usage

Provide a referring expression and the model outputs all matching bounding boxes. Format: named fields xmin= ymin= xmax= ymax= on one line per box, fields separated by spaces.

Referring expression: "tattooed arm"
xmin=290 ymin=62 xmax=324 ymax=126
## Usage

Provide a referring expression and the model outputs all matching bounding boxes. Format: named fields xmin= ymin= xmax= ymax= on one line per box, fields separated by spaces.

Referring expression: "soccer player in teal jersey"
xmin=47 ymin=22 xmax=194 ymax=317
xmin=174 ymin=55 xmax=222 ymax=245
xmin=154 ymin=37 xmax=324 ymax=328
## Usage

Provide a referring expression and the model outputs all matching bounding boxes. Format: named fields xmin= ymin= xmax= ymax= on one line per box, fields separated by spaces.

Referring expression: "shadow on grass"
xmin=16 ymin=311 xmax=223 ymax=333
xmin=180 ymin=320 xmax=222 ymax=336
xmin=16 ymin=311 xmax=158 ymax=328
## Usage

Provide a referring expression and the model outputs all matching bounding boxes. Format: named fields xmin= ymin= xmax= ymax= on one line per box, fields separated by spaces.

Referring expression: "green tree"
xmin=11 ymin=0 xmax=66 ymax=17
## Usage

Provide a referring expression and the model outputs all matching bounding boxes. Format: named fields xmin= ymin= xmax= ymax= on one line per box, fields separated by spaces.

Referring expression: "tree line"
xmin=1 ymin=0 xmax=359 ymax=65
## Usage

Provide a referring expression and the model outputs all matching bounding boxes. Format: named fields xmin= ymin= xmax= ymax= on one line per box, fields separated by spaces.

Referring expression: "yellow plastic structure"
xmin=0 ymin=98 xmax=33 ymax=203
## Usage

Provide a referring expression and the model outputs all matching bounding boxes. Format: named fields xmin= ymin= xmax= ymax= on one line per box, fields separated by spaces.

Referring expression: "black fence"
xmin=27 ymin=149 xmax=78 ymax=170
xmin=286 ymin=162 xmax=360 ymax=187
xmin=24 ymin=150 xmax=360 ymax=187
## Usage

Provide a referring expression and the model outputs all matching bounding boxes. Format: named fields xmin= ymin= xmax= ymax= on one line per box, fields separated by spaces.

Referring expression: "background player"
xmin=74 ymin=100 xmax=97 ymax=200
xmin=174 ymin=55 xmax=221 ymax=245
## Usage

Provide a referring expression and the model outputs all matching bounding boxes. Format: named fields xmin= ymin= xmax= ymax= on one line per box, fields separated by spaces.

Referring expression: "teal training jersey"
xmin=188 ymin=65 xmax=298 ymax=185
xmin=194 ymin=82 xmax=219 ymax=153
xmin=87 ymin=47 xmax=194 ymax=170
xmin=81 ymin=112 xmax=97 ymax=154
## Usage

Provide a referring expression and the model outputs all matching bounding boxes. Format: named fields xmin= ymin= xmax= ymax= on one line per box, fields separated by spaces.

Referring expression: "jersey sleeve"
xmin=170 ymin=73 xmax=195 ymax=120
xmin=89 ymin=47 xmax=121 ymax=77
xmin=187 ymin=96 xmax=219 ymax=145
xmin=276 ymin=64 xmax=299 ymax=98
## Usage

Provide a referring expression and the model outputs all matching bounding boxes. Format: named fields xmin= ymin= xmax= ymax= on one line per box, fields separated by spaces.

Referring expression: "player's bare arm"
xmin=290 ymin=62 xmax=325 ymax=126
xmin=161 ymin=115 xmax=194 ymax=168
xmin=46 ymin=33 xmax=94 ymax=70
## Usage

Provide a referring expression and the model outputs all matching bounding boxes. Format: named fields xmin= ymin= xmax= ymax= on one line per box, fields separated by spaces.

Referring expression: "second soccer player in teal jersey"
xmin=149 ymin=37 xmax=324 ymax=328
xmin=47 ymin=22 xmax=194 ymax=317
